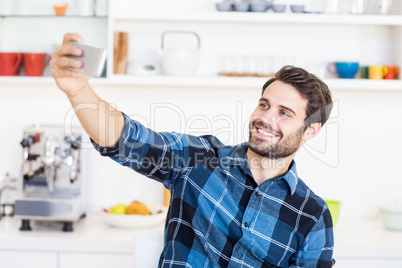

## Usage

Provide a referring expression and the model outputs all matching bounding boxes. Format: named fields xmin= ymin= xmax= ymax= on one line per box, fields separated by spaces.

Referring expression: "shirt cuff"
xmin=90 ymin=112 xmax=129 ymax=157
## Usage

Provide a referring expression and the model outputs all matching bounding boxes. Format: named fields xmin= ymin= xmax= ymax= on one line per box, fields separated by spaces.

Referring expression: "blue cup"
xmin=328 ymin=62 xmax=359 ymax=79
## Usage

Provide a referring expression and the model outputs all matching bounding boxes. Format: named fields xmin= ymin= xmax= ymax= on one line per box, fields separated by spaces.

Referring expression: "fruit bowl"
xmin=98 ymin=206 xmax=168 ymax=229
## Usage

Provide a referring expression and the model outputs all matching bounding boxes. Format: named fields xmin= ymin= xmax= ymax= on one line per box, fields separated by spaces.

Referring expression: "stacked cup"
xmin=0 ymin=52 xmax=50 ymax=76
xmin=0 ymin=53 xmax=22 ymax=76
xmin=22 ymin=53 xmax=51 ymax=76
xmin=361 ymin=65 xmax=399 ymax=80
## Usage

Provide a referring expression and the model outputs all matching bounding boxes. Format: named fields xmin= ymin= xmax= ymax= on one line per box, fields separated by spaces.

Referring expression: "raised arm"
xmin=50 ymin=33 xmax=124 ymax=147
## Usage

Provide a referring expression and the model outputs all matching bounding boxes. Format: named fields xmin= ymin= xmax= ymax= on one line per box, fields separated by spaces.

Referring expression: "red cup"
xmin=384 ymin=65 xmax=399 ymax=80
xmin=23 ymin=53 xmax=50 ymax=77
xmin=0 ymin=52 xmax=22 ymax=76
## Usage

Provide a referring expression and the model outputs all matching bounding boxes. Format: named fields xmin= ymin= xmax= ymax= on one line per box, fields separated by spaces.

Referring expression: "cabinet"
xmin=106 ymin=0 xmax=402 ymax=91
xmin=0 ymin=251 xmax=58 ymax=268
xmin=59 ymin=252 xmax=133 ymax=268
xmin=335 ymin=258 xmax=402 ymax=267
xmin=0 ymin=217 xmax=139 ymax=268
xmin=0 ymin=250 xmax=133 ymax=268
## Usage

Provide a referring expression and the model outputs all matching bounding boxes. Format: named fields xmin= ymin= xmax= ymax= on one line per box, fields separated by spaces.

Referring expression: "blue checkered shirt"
xmin=92 ymin=113 xmax=335 ymax=268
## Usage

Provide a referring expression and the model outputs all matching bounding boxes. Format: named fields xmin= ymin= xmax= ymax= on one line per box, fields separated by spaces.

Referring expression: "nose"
xmin=264 ymin=108 xmax=281 ymax=126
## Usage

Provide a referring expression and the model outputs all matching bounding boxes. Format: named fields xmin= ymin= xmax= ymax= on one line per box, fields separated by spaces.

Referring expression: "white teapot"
xmin=161 ymin=31 xmax=200 ymax=76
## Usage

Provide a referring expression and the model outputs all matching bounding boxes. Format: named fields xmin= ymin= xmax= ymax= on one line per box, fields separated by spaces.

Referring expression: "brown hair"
xmin=262 ymin=65 xmax=333 ymax=129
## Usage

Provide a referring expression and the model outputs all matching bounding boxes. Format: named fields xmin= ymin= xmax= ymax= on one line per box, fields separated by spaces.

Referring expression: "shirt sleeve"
xmin=290 ymin=206 xmax=335 ymax=267
xmin=91 ymin=112 xmax=221 ymax=189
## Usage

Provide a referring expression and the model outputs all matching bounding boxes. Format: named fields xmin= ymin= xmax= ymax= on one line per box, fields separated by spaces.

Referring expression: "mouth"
xmin=256 ymin=127 xmax=280 ymax=139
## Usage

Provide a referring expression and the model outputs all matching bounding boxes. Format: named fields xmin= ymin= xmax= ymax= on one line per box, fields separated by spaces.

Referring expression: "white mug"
xmin=324 ymin=0 xmax=340 ymax=14
xmin=376 ymin=0 xmax=393 ymax=14
xmin=76 ymin=0 xmax=94 ymax=16
xmin=95 ymin=0 xmax=108 ymax=16
xmin=349 ymin=0 xmax=365 ymax=14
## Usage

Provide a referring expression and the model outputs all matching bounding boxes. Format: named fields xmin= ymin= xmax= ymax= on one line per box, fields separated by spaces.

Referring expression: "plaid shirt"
xmin=92 ymin=113 xmax=335 ymax=268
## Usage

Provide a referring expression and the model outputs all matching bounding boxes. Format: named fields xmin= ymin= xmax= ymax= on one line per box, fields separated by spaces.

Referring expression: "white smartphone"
xmin=66 ymin=42 xmax=107 ymax=77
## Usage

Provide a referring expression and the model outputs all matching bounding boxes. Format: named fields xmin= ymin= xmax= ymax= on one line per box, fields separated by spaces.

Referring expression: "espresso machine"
xmin=14 ymin=125 xmax=86 ymax=232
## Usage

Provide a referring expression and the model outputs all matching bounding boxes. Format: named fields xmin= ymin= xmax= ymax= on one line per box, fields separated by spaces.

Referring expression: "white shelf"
xmin=0 ymin=76 xmax=109 ymax=85
xmin=111 ymin=75 xmax=402 ymax=91
xmin=113 ymin=12 xmax=402 ymax=26
xmin=325 ymin=78 xmax=402 ymax=91
xmin=0 ymin=15 xmax=107 ymax=19
xmin=109 ymin=75 xmax=267 ymax=89
xmin=2 ymin=75 xmax=401 ymax=91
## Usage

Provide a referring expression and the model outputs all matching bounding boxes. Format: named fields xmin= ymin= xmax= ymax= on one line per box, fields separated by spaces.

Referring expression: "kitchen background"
xmin=1 ymin=0 xmax=402 ymax=224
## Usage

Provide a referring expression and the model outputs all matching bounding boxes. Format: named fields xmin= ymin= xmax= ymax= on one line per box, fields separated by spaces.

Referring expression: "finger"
xmin=54 ymin=43 xmax=83 ymax=59
xmin=52 ymin=67 xmax=84 ymax=79
xmin=50 ymin=53 xmax=82 ymax=70
xmin=51 ymin=43 xmax=83 ymax=70
xmin=62 ymin=33 xmax=85 ymax=45
xmin=53 ymin=45 xmax=83 ymax=63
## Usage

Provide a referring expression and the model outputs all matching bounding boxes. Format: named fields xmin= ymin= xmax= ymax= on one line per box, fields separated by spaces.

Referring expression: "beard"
xmin=248 ymin=120 xmax=304 ymax=159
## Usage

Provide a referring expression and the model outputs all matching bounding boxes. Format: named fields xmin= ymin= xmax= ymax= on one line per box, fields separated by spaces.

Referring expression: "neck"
xmin=246 ymin=148 xmax=294 ymax=186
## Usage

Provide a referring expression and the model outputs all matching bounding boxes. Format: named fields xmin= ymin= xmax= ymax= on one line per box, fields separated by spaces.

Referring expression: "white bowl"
xmin=234 ymin=2 xmax=250 ymax=12
xmin=98 ymin=206 xmax=168 ymax=229
xmin=216 ymin=2 xmax=233 ymax=12
xmin=380 ymin=203 xmax=402 ymax=231
xmin=250 ymin=1 xmax=268 ymax=12
xmin=272 ymin=4 xmax=286 ymax=13
xmin=290 ymin=5 xmax=305 ymax=13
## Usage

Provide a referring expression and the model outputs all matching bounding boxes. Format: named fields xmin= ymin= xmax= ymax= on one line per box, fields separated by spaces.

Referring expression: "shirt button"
xmin=244 ymin=222 xmax=248 ymax=227
xmin=235 ymin=247 xmax=241 ymax=253
xmin=255 ymin=191 xmax=260 ymax=196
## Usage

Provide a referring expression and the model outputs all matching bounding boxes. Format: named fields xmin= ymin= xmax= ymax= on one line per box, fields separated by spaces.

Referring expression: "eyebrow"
xmin=259 ymin=97 xmax=297 ymax=117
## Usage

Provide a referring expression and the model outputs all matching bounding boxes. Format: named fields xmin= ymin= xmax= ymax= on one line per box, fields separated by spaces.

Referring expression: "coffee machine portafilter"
xmin=14 ymin=125 xmax=86 ymax=232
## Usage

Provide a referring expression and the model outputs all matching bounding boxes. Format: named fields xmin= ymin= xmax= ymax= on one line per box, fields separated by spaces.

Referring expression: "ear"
xmin=303 ymin=122 xmax=321 ymax=142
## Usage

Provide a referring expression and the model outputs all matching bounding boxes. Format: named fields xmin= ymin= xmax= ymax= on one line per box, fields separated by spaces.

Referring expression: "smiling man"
xmin=51 ymin=33 xmax=334 ymax=268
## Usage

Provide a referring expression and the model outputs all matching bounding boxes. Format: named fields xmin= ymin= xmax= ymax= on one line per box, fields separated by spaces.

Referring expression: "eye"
xmin=260 ymin=103 xmax=269 ymax=109
xmin=281 ymin=110 xmax=290 ymax=118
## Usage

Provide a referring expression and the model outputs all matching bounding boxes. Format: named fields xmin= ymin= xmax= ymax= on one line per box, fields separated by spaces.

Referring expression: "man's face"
xmin=248 ymin=80 xmax=308 ymax=159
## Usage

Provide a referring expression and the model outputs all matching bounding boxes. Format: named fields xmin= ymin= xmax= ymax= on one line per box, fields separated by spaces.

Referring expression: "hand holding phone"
xmin=66 ymin=42 xmax=107 ymax=77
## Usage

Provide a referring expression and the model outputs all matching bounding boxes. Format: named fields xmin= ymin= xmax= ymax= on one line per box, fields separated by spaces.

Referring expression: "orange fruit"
xmin=126 ymin=201 xmax=150 ymax=215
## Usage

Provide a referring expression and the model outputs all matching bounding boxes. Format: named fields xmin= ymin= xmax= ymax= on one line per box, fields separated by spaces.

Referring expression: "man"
xmin=51 ymin=33 xmax=335 ymax=267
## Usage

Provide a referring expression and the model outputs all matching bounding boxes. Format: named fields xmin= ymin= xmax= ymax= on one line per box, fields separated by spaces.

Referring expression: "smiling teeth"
xmin=258 ymin=128 xmax=276 ymax=137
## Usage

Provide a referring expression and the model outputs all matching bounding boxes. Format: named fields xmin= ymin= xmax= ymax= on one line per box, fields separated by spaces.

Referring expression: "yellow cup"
xmin=369 ymin=65 xmax=388 ymax=80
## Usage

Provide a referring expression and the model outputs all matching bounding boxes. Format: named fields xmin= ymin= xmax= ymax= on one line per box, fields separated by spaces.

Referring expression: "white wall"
xmin=296 ymin=89 xmax=402 ymax=221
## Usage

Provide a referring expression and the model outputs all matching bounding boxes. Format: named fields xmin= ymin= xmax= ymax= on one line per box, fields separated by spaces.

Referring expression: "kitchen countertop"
xmin=0 ymin=214 xmax=164 ymax=254
xmin=333 ymin=218 xmax=402 ymax=259
xmin=1 ymin=215 xmax=402 ymax=259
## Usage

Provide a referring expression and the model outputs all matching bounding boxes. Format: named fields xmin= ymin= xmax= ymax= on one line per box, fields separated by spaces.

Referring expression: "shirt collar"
xmin=281 ymin=160 xmax=298 ymax=195
xmin=220 ymin=142 xmax=299 ymax=195
xmin=219 ymin=142 xmax=249 ymax=167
